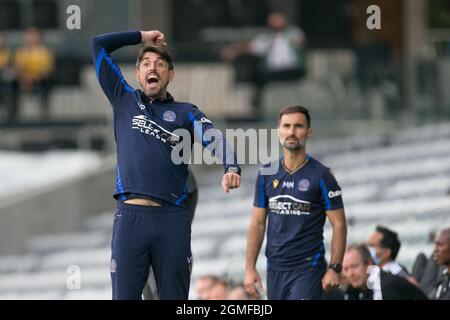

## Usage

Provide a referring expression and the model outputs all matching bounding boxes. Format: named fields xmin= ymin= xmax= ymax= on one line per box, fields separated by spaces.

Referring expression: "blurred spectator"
xmin=0 ymin=34 xmax=9 ymax=69
xmin=12 ymin=27 xmax=54 ymax=120
xmin=195 ymin=274 xmax=218 ymax=300
xmin=228 ymin=281 xmax=262 ymax=300
xmin=0 ymin=33 xmax=16 ymax=122
xmin=367 ymin=225 xmax=419 ymax=286
xmin=208 ymin=278 xmax=229 ymax=300
xmin=410 ymin=229 xmax=445 ymax=298
xmin=412 ymin=254 xmax=445 ymax=298
xmin=342 ymin=244 xmax=428 ymax=300
xmin=431 ymin=227 xmax=450 ymax=300
xmin=228 ymin=282 xmax=248 ymax=300
xmin=0 ymin=33 xmax=10 ymax=84
xmin=221 ymin=11 xmax=306 ymax=116
xmin=414 ymin=253 xmax=445 ymax=298
xmin=411 ymin=252 xmax=428 ymax=282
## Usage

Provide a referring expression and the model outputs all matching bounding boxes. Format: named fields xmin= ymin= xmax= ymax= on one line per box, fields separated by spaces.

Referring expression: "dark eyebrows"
xmin=281 ymin=122 xmax=304 ymax=127
xmin=140 ymin=56 xmax=166 ymax=64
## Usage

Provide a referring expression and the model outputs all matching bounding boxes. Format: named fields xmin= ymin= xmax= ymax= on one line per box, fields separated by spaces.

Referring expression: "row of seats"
xmin=327 ymin=139 xmax=450 ymax=169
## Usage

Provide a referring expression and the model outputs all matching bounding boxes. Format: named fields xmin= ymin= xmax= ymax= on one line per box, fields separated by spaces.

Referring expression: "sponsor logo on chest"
xmin=268 ymin=195 xmax=311 ymax=216
xmin=132 ymin=115 xmax=180 ymax=147
xmin=282 ymin=181 xmax=294 ymax=189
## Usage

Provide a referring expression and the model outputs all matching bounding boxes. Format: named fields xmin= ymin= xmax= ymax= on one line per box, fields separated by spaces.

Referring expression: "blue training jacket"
xmin=90 ymin=31 xmax=238 ymax=207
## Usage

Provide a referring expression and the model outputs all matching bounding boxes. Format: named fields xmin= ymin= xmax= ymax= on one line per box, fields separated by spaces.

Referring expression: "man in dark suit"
xmin=431 ymin=227 xmax=450 ymax=300
xmin=341 ymin=243 xmax=428 ymax=300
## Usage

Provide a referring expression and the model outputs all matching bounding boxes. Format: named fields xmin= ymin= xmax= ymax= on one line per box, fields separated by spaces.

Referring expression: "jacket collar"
xmin=139 ymin=90 xmax=175 ymax=103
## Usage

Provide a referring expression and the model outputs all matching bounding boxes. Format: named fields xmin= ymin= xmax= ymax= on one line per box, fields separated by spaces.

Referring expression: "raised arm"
xmin=90 ymin=30 xmax=165 ymax=104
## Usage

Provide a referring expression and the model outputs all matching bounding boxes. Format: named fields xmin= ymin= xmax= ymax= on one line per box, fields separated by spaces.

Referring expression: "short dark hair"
xmin=136 ymin=45 xmax=174 ymax=70
xmin=278 ymin=105 xmax=311 ymax=128
xmin=347 ymin=243 xmax=372 ymax=265
xmin=376 ymin=225 xmax=401 ymax=260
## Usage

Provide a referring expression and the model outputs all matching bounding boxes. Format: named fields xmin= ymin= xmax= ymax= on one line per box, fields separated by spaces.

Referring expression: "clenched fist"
xmin=221 ymin=172 xmax=241 ymax=193
xmin=141 ymin=30 xmax=166 ymax=46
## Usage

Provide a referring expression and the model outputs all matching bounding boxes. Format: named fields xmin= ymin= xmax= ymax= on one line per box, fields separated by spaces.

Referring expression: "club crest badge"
xmin=298 ymin=179 xmax=310 ymax=192
xmin=163 ymin=110 xmax=176 ymax=122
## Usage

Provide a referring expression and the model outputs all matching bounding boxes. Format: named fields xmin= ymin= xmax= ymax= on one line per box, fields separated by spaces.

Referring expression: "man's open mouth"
xmin=146 ymin=74 xmax=159 ymax=84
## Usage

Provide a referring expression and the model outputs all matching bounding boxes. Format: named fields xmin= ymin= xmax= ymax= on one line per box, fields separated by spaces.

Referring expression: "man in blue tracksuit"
xmin=244 ymin=106 xmax=347 ymax=300
xmin=90 ymin=30 xmax=241 ymax=300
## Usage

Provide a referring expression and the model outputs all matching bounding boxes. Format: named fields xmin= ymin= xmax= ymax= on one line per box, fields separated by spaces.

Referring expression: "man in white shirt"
xmin=221 ymin=12 xmax=306 ymax=115
xmin=367 ymin=225 xmax=420 ymax=286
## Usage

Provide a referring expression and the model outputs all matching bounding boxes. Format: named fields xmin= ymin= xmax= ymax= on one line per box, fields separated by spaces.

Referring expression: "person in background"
xmin=431 ymin=227 xmax=450 ymax=300
xmin=221 ymin=12 xmax=306 ymax=116
xmin=228 ymin=282 xmax=248 ymax=300
xmin=13 ymin=27 xmax=54 ymax=120
xmin=367 ymin=225 xmax=419 ymax=286
xmin=228 ymin=281 xmax=262 ymax=300
xmin=342 ymin=244 xmax=428 ymax=300
xmin=195 ymin=274 xmax=219 ymax=300
xmin=0 ymin=33 xmax=16 ymax=122
xmin=208 ymin=277 xmax=229 ymax=300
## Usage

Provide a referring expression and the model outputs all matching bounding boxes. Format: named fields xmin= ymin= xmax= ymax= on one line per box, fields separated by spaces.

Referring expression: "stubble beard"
xmin=282 ymin=138 xmax=305 ymax=152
